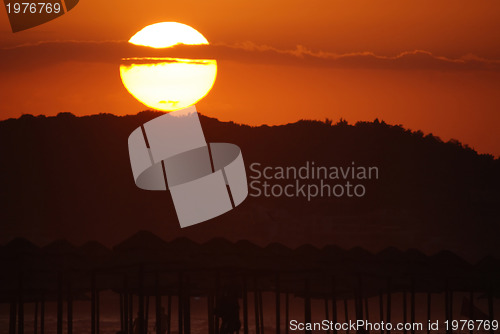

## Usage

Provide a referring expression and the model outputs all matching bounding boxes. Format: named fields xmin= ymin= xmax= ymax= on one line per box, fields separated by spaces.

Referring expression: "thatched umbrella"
xmin=42 ymin=239 xmax=91 ymax=334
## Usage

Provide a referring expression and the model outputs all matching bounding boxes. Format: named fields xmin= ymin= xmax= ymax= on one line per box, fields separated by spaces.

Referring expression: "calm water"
xmin=1 ymin=292 xmax=497 ymax=334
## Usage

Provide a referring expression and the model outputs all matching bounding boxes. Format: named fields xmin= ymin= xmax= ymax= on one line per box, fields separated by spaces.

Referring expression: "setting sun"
xmin=128 ymin=22 xmax=209 ymax=48
xmin=120 ymin=22 xmax=217 ymax=112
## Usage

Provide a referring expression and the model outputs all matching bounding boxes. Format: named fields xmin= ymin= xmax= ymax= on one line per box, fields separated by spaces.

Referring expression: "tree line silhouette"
xmin=0 ymin=111 xmax=498 ymax=258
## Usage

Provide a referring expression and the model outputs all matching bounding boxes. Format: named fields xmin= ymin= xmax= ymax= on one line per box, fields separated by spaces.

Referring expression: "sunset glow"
xmin=1 ymin=1 xmax=500 ymax=155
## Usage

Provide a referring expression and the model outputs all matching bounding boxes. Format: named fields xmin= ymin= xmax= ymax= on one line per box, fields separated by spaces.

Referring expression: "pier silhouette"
xmin=1 ymin=231 xmax=498 ymax=334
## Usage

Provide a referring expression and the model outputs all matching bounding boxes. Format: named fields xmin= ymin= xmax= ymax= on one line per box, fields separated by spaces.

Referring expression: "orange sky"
xmin=1 ymin=0 xmax=500 ymax=155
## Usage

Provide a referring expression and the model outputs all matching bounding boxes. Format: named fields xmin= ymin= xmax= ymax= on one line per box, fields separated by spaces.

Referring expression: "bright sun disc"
xmin=129 ymin=22 xmax=209 ymax=48
xmin=120 ymin=22 xmax=216 ymax=112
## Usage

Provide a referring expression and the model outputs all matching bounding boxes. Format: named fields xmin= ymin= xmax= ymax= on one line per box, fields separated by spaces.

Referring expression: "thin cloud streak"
xmin=1 ymin=40 xmax=500 ymax=72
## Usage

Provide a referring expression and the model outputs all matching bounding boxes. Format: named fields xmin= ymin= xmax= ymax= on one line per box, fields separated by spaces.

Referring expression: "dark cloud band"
xmin=1 ymin=40 xmax=499 ymax=72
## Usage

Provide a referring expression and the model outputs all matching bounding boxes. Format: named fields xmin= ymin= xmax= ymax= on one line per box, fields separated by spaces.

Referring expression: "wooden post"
xmin=365 ymin=297 xmax=369 ymax=323
xmin=410 ymin=279 xmax=415 ymax=334
xmin=40 ymin=294 xmax=45 ymax=334
xmin=9 ymin=298 xmax=16 ymax=334
xmin=304 ymin=279 xmax=312 ymax=334
xmin=138 ymin=267 xmax=145 ymax=334
xmin=332 ymin=278 xmax=338 ymax=334
xmin=445 ymin=280 xmax=450 ymax=334
xmin=97 ymin=290 xmax=101 ymax=334
xmin=285 ymin=292 xmax=289 ymax=334
xmin=469 ymin=289 xmax=473 ymax=334
xmin=254 ymin=277 xmax=260 ymax=334
xmin=156 ymin=271 xmax=161 ymax=334
xmin=386 ymin=278 xmax=391 ymax=334
xmin=57 ymin=272 xmax=63 ymax=334
xmin=324 ymin=296 xmax=330 ymax=334
xmin=184 ymin=275 xmax=191 ymax=334
xmin=403 ymin=290 xmax=407 ymax=334
xmin=344 ymin=299 xmax=349 ymax=334
xmin=167 ymin=294 xmax=172 ymax=334
xmin=426 ymin=292 xmax=431 ymax=334
xmin=488 ymin=282 xmax=494 ymax=334
xmin=355 ymin=292 xmax=361 ymax=322
xmin=243 ymin=278 xmax=249 ymax=334
xmin=259 ymin=289 xmax=264 ymax=334
xmin=91 ymin=272 xmax=96 ymax=334
xmin=129 ymin=292 xmax=134 ymax=334
xmin=215 ymin=273 xmax=220 ymax=334
xmin=356 ymin=277 xmax=364 ymax=322
xmin=120 ymin=294 xmax=124 ymax=333
xmin=18 ymin=272 xmax=24 ymax=334
xmin=123 ymin=275 xmax=129 ymax=334
xmin=275 ymin=274 xmax=280 ymax=334
xmin=178 ymin=272 xmax=183 ymax=334
xmin=68 ymin=280 xmax=73 ymax=334
xmin=145 ymin=295 xmax=150 ymax=334
xmin=34 ymin=300 xmax=39 ymax=334
xmin=379 ymin=290 xmax=384 ymax=334
xmin=449 ymin=289 xmax=453 ymax=327
xmin=208 ymin=292 xmax=215 ymax=334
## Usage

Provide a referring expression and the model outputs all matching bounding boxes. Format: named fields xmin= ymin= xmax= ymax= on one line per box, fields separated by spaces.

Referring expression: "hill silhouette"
xmin=0 ymin=111 xmax=499 ymax=260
